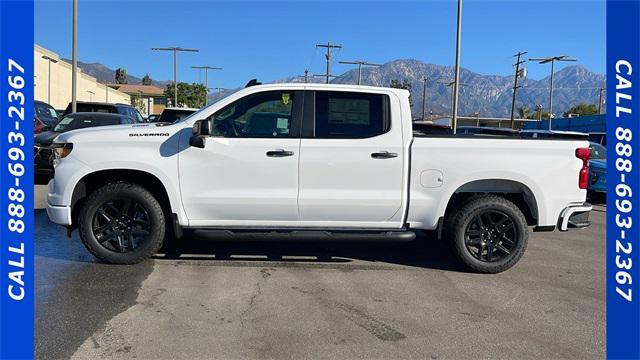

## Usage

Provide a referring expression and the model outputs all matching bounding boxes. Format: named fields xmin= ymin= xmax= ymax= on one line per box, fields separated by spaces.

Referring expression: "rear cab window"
xmin=313 ymin=91 xmax=390 ymax=138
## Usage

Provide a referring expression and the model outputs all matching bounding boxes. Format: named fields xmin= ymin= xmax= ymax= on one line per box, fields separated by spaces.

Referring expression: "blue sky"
xmin=35 ymin=0 xmax=605 ymax=89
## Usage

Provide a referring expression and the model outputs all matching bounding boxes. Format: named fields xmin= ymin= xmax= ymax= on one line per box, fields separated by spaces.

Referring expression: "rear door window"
xmin=313 ymin=91 xmax=389 ymax=138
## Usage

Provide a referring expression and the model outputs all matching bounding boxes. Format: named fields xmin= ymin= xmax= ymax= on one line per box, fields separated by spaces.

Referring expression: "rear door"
xmin=298 ymin=90 xmax=405 ymax=226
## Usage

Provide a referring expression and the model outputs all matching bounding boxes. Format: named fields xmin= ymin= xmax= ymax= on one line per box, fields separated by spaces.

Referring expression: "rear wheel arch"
xmin=443 ymin=179 xmax=539 ymax=226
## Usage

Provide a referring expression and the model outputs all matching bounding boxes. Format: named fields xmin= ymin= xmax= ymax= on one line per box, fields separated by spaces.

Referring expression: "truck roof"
xmin=243 ymin=83 xmax=411 ymax=96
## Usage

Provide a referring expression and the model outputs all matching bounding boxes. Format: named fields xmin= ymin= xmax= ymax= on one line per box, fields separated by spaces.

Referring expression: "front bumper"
xmin=46 ymin=202 xmax=72 ymax=225
xmin=558 ymin=202 xmax=592 ymax=231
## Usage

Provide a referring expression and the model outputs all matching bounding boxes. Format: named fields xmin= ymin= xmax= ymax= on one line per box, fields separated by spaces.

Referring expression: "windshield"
xmin=589 ymin=143 xmax=607 ymax=160
xmin=35 ymin=102 xmax=59 ymax=124
xmin=53 ymin=115 xmax=121 ymax=132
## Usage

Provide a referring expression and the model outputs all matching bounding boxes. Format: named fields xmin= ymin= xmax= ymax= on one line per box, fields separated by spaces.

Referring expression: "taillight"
xmin=575 ymin=147 xmax=590 ymax=189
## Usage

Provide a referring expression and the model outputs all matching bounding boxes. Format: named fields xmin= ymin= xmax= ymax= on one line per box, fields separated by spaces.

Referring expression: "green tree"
xmin=517 ymin=106 xmax=530 ymax=119
xmin=519 ymin=106 xmax=550 ymax=120
xmin=389 ymin=79 xmax=413 ymax=107
xmin=563 ymin=103 xmax=598 ymax=117
xmin=164 ymin=82 xmax=207 ymax=108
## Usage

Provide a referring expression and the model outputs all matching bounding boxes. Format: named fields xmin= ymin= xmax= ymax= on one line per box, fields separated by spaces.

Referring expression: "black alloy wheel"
xmin=463 ymin=210 xmax=518 ymax=263
xmin=92 ymin=198 xmax=151 ymax=253
xmin=445 ymin=195 xmax=529 ymax=273
xmin=78 ymin=182 xmax=166 ymax=264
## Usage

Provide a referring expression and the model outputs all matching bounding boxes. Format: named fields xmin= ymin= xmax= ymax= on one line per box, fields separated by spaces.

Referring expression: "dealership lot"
xmin=35 ymin=186 xmax=605 ymax=359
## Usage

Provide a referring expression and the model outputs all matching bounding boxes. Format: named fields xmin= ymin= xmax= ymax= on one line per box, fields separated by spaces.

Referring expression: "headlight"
xmin=52 ymin=142 xmax=73 ymax=159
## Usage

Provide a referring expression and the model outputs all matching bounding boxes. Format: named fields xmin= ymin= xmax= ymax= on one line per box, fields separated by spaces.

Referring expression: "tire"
xmin=78 ymin=182 xmax=166 ymax=264
xmin=444 ymin=195 xmax=529 ymax=273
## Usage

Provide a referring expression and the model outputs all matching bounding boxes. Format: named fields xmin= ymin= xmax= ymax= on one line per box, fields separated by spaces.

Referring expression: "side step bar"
xmin=190 ymin=229 xmax=416 ymax=242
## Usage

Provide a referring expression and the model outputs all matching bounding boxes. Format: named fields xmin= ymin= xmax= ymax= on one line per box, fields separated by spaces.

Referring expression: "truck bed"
xmin=406 ymin=134 xmax=589 ymax=230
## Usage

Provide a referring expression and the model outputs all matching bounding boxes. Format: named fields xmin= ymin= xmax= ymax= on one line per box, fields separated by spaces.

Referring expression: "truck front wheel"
xmin=445 ymin=195 xmax=529 ymax=273
xmin=78 ymin=182 xmax=166 ymax=264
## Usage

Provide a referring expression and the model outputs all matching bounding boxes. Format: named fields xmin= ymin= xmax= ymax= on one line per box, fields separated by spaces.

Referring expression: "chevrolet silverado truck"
xmin=45 ymin=83 xmax=592 ymax=273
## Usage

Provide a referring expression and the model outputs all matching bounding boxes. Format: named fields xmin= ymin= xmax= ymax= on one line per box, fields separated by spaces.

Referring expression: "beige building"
xmin=34 ymin=44 xmax=130 ymax=110
xmin=108 ymin=84 xmax=167 ymax=116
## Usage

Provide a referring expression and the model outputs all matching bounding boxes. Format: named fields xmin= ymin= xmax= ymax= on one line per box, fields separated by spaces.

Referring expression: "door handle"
xmin=371 ymin=151 xmax=398 ymax=159
xmin=266 ymin=149 xmax=294 ymax=157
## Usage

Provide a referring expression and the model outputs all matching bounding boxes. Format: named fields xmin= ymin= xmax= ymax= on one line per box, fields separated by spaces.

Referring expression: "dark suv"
xmin=34 ymin=112 xmax=137 ymax=184
xmin=62 ymin=101 xmax=144 ymax=123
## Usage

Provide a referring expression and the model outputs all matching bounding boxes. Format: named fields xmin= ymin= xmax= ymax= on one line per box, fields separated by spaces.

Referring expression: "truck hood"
xmin=54 ymin=122 xmax=183 ymax=144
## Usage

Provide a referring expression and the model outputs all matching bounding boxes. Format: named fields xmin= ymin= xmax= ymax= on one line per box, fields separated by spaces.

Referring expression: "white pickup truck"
xmin=46 ymin=83 xmax=592 ymax=273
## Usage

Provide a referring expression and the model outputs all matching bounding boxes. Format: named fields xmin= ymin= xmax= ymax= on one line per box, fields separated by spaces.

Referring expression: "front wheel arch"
xmin=71 ymin=169 xmax=173 ymax=227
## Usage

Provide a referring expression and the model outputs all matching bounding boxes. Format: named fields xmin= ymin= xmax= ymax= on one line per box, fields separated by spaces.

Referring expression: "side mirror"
xmin=189 ymin=119 xmax=211 ymax=149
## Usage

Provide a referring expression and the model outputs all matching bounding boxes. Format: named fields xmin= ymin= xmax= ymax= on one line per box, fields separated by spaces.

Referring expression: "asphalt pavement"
xmin=35 ymin=185 xmax=605 ymax=359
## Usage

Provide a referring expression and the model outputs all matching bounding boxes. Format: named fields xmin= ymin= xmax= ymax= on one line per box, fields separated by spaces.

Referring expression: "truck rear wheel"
xmin=78 ymin=182 xmax=166 ymax=264
xmin=445 ymin=195 xmax=529 ymax=273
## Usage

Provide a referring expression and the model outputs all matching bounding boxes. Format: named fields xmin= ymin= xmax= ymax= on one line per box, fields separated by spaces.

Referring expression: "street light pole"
xmin=451 ymin=0 xmax=463 ymax=134
xmin=192 ymin=65 xmax=222 ymax=105
xmin=42 ymin=55 xmax=58 ymax=104
xmin=152 ymin=46 xmax=199 ymax=107
xmin=530 ymin=55 xmax=577 ymax=130
xmin=339 ymin=60 xmax=382 ymax=85
xmin=71 ymin=0 xmax=78 ymax=113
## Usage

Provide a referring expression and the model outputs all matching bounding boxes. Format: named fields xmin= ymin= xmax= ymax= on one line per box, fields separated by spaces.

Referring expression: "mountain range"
xmin=71 ymin=58 xmax=605 ymax=118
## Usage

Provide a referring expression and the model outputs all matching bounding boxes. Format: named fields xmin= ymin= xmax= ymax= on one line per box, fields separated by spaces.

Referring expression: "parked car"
xmin=588 ymin=142 xmax=607 ymax=194
xmin=61 ymin=101 xmax=145 ymax=123
xmin=34 ymin=112 xmax=137 ymax=184
xmin=34 ymin=100 xmax=59 ymax=134
xmin=155 ymin=107 xmax=198 ymax=123
xmin=46 ymin=84 xmax=592 ymax=273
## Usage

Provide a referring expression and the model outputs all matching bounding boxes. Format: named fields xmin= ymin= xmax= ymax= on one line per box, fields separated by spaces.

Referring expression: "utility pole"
xmin=451 ymin=0 xmax=463 ymax=134
xmin=304 ymin=69 xmax=309 ymax=83
xmin=530 ymin=55 xmax=577 ymax=130
xmin=71 ymin=0 xmax=78 ymax=113
xmin=192 ymin=65 xmax=222 ymax=105
xmin=152 ymin=46 xmax=199 ymax=107
xmin=510 ymin=51 xmax=527 ymax=128
xmin=316 ymin=43 xmax=342 ymax=84
xmin=598 ymin=85 xmax=605 ymax=114
xmin=41 ymin=55 xmax=58 ymax=104
xmin=338 ymin=60 xmax=381 ymax=85
xmin=421 ymin=76 xmax=428 ymax=121
xmin=438 ymin=79 xmax=468 ymax=120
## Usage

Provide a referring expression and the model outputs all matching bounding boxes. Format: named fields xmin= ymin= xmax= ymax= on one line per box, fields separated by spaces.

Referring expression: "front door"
xmin=298 ymin=90 xmax=405 ymax=227
xmin=179 ymin=90 xmax=302 ymax=226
